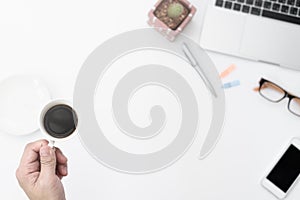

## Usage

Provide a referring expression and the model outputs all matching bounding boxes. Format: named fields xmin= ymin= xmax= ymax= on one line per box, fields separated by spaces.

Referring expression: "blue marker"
xmin=223 ymin=80 xmax=240 ymax=89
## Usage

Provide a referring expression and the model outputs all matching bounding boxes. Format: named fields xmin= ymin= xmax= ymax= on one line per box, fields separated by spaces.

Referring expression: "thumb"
xmin=39 ymin=145 xmax=56 ymax=177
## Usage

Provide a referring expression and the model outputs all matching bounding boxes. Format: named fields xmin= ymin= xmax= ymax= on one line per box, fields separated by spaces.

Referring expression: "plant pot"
xmin=148 ymin=0 xmax=197 ymax=41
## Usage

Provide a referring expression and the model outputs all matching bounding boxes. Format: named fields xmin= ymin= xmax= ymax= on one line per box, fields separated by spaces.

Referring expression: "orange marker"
xmin=220 ymin=64 xmax=236 ymax=79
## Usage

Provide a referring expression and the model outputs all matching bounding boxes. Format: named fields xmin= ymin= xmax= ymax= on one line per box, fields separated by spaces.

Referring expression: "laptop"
xmin=200 ymin=0 xmax=300 ymax=71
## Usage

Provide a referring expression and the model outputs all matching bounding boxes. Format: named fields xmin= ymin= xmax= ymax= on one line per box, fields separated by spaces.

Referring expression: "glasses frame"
xmin=259 ymin=78 xmax=300 ymax=117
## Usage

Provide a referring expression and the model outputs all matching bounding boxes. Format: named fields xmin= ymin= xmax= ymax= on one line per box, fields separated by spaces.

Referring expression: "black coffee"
xmin=43 ymin=104 xmax=78 ymax=139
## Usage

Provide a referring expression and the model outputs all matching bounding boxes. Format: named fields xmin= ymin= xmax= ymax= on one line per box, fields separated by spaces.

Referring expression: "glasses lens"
xmin=259 ymin=82 xmax=285 ymax=102
xmin=289 ymin=98 xmax=300 ymax=117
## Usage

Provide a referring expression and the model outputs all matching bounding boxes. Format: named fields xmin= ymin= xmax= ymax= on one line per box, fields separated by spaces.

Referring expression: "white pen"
xmin=182 ymin=43 xmax=217 ymax=98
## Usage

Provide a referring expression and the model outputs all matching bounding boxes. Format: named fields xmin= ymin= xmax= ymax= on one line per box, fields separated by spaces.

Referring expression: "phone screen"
xmin=267 ymin=145 xmax=300 ymax=193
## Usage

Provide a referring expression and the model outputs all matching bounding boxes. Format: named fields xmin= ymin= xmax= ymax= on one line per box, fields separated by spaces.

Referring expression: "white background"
xmin=1 ymin=0 xmax=300 ymax=199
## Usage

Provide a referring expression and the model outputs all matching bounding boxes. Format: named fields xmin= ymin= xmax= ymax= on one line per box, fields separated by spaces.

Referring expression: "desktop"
xmin=0 ymin=0 xmax=300 ymax=199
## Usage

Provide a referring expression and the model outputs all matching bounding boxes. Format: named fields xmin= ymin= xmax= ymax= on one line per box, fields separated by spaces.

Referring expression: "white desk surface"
xmin=1 ymin=0 xmax=300 ymax=199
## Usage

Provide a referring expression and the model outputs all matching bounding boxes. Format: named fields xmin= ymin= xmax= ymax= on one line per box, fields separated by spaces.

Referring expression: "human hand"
xmin=16 ymin=140 xmax=68 ymax=200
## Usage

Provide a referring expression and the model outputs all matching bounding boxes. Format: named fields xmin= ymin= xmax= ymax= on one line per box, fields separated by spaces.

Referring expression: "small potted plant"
xmin=148 ymin=0 xmax=197 ymax=41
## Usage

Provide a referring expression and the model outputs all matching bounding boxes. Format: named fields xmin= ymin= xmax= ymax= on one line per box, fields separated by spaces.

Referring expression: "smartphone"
xmin=262 ymin=138 xmax=300 ymax=199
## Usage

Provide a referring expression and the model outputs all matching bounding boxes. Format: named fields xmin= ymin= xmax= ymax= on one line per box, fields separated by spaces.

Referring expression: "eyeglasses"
xmin=258 ymin=78 xmax=300 ymax=117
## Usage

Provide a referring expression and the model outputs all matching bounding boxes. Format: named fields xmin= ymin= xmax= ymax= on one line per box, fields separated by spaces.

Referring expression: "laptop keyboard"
xmin=215 ymin=0 xmax=300 ymax=25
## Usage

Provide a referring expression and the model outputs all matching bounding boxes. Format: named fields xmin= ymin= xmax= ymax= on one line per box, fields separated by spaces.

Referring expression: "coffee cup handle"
xmin=49 ymin=140 xmax=55 ymax=148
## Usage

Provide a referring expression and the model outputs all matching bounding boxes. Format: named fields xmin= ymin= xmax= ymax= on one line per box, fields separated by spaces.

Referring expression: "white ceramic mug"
xmin=39 ymin=99 xmax=78 ymax=145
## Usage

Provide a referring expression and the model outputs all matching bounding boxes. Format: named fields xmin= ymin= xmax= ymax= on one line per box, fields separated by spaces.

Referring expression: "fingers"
xmin=55 ymin=148 xmax=68 ymax=177
xmin=19 ymin=140 xmax=49 ymax=169
xmin=17 ymin=141 xmax=68 ymax=200
xmin=16 ymin=140 xmax=49 ymax=187
xmin=55 ymin=148 xmax=68 ymax=164
xmin=56 ymin=164 xmax=68 ymax=179
xmin=39 ymin=145 xmax=57 ymax=178
xmin=17 ymin=140 xmax=68 ymax=183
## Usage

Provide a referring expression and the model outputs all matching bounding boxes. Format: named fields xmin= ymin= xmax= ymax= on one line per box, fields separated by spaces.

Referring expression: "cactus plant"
xmin=148 ymin=0 xmax=197 ymax=41
xmin=167 ymin=3 xmax=184 ymax=18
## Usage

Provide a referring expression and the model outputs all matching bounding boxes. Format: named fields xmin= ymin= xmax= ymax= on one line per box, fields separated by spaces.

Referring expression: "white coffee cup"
xmin=39 ymin=99 xmax=78 ymax=144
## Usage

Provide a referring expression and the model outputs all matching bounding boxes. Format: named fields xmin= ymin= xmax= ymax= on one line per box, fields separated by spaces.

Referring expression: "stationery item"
xmin=220 ymin=64 xmax=236 ymax=79
xmin=182 ymin=43 xmax=217 ymax=97
xmin=261 ymin=138 xmax=300 ymax=199
xmin=258 ymin=78 xmax=300 ymax=117
xmin=0 ymin=75 xmax=51 ymax=136
xmin=39 ymin=100 xmax=78 ymax=144
xmin=222 ymin=80 xmax=240 ymax=89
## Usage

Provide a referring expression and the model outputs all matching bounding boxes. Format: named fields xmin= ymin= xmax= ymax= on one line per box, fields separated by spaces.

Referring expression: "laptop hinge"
xmin=258 ymin=60 xmax=280 ymax=67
